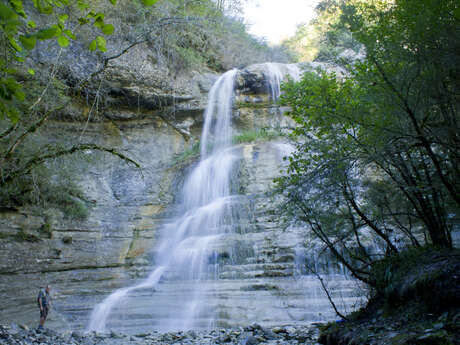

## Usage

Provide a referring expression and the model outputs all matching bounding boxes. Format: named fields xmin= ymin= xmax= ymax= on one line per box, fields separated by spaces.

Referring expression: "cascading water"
xmin=261 ymin=63 xmax=301 ymax=100
xmin=88 ymin=69 xmax=238 ymax=332
xmin=86 ymin=62 xmax=364 ymax=334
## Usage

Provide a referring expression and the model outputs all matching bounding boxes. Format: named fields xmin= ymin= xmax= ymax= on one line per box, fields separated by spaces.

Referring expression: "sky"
xmin=243 ymin=0 xmax=319 ymax=44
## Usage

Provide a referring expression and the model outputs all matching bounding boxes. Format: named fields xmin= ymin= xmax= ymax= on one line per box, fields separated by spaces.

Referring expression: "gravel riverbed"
xmin=0 ymin=323 xmax=322 ymax=345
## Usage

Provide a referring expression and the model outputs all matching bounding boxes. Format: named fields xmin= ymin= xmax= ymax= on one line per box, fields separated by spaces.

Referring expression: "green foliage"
xmin=212 ymin=16 xmax=294 ymax=70
xmin=283 ymin=0 xmax=361 ymax=62
xmin=14 ymin=229 xmax=40 ymax=242
xmin=46 ymin=185 xmax=90 ymax=220
xmin=370 ymin=246 xmax=435 ymax=297
xmin=39 ymin=222 xmax=53 ymax=239
xmin=0 ymin=0 xmax=158 ymax=124
xmin=172 ymin=141 xmax=200 ymax=166
xmin=0 ymin=161 xmax=91 ymax=220
xmin=62 ymin=235 xmax=72 ymax=244
xmin=0 ymin=0 xmax=157 ymax=222
xmin=235 ymin=101 xmax=269 ymax=109
xmin=232 ymin=129 xmax=280 ymax=144
xmin=278 ymin=0 xmax=460 ymax=286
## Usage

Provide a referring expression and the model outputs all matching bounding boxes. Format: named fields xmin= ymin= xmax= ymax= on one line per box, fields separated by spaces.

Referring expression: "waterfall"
xmin=88 ymin=69 xmax=238 ymax=332
xmin=259 ymin=63 xmax=301 ymax=101
xmin=86 ymin=63 xmax=363 ymax=334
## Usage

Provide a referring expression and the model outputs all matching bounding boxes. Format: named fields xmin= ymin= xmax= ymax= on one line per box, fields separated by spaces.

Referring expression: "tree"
xmin=0 ymin=0 xmax=157 ymax=215
xmin=278 ymin=0 xmax=459 ymax=285
xmin=282 ymin=0 xmax=360 ymax=62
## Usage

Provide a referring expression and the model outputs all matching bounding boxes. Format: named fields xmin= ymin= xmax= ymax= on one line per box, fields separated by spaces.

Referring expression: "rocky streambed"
xmin=0 ymin=323 xmax=322 ymax=345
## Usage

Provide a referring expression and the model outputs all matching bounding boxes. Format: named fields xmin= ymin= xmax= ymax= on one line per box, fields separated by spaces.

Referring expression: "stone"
xmin=71 ymin=331 xmax=84 ymax=339
xmin=262 ymin=328 xmax=278 ymax=340
xmin=134 ymin=332 xmax=150 ymax=338
xmin=243 ymin=335 xmax=259 ymax=345
xmin=285 ymin=326 xmax=297 ymax=335
xmin=186 ymin=330 xmax=197 ymax=338
xmin=271 ymin=327 xmax=285 ymax=334
xmin=19 ymin=324 xmax=29 ymax=331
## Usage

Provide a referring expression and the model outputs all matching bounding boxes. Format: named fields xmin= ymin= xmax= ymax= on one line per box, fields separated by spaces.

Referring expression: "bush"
xmin=233 ymin=129 xmax=280 ymax=144
xmin=172 ymin=141 xmax=201 ymax=166
xmin=14 ymin=229 xmax=40 ymax=243
xmin=39 ymin=222 xmax=53 ymax=239
xmin=0 ymin=163 xmax=91 ymax=220
xmin=62 ymin=236 xmax=73 ymax=244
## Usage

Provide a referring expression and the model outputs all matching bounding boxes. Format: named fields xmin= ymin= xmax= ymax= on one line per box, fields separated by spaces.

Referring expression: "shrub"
xmin=233 ymin=129 xmax=280 ymax=144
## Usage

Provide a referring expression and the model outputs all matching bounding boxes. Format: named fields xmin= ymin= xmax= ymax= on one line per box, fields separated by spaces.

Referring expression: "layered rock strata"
xmin=0 ymin=58 xmax=362 ymax=332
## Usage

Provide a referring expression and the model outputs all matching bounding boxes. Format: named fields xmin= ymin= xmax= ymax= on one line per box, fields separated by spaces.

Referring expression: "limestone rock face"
xmin=0 ymin=61 xmax=361 ymax=332
xmin=30 ymin=40 xmax=219 ymax=123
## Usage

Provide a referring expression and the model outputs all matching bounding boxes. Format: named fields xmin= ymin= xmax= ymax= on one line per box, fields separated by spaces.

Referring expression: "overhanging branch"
xmin=1 ymin=143 xmax=141 ymax=186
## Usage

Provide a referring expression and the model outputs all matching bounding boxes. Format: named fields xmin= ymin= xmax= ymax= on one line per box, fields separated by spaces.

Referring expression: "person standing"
xmin=37 ymin=285 xmax=51 ymax=330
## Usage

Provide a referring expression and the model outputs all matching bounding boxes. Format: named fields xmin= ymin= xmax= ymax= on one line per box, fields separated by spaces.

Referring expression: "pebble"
xmin=0 ymin=323 xmax=321 ymax=345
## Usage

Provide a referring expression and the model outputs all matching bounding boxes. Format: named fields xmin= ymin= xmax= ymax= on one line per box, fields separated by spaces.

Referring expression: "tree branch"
xmin=304 ymin=262 xmax=349 ymax=321
xmin=0 ymin=123 xmax=18 ymax=140
xmin=3 ymin=102 xmax=70 ymax=159
xmin=371 ymin=56 xmax=460 ymax=209
xmin=80 ymin=16 xmax=208 ymax=87
xmin=1 ymin=143 xmax=141 ymax=186
xmin=342 ymin=181 xmax=399 ymax=253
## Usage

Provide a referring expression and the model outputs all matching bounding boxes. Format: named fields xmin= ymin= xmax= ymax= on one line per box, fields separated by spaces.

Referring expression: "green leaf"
xmin=0 ymin=4 xmax=18 ymax=20
xmin=35 ymin=1 xmax=53 ymax=15
xmin=94 ymin=17 xmax=104 ymax=28
xmin=101 ymin=24 xmax=114 ymax=35
xmin=94 ymin=12 xmax=105 ymax=21
xmin=89 ymin=39 xmax=97 ymax=51
xmin=59 ymin=14 xmax=69 ymax=23
xmin=78 ymin=17 xmax=90 ymax=25
xmin=14 ymin=89 xmax=25 ymax=101
xmin=454 ymin=7 xmax=460 ymax=20
xmin=8 ymin=37 xmax=22 ymax=52
xmin=57 ymin=35 xmax=69 ymax=47
xmin=141 ymin=0 xmax=158 ymax=6
xmin=63 ymin=29 xmax=76 ymax=40
xmin=9 ymin=0 xmax=26 ymax=17
xmin=96 ymin=36 xmax=106 ymax=52
xmin=7 ymin=107 xmax=20 ymax=124
xmin=77 ymin=0 xmax=90 ymax=11
xmin=51 ymin=24 xmax=63 ymax=34
xmin=19 ymin=35 xmax=37 ymax=50
xmin=36 ymin=27 xmax=59 ymax=40
xmin=38 ymin=5 xmax=53 ymax=14
xmin=27 ymin=20 xmax=37 ymax=28
xmin=28 ymin=68 xmax=35 ymax=75
xmin=109 ymin=0 xmax=117 ymax=5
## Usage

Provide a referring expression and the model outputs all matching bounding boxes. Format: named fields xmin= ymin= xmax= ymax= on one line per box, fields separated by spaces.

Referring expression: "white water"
xmin=86 ymin=63 xmax=356 ymax=333
xmin=259 ymin=63 xmax=301 ymax=101
xmin=88 ymin=69 xmax=238 ymax=332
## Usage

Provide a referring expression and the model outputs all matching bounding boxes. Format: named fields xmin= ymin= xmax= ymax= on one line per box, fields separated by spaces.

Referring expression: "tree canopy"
xmin=278 ymin=0 xmax=460 ymax=285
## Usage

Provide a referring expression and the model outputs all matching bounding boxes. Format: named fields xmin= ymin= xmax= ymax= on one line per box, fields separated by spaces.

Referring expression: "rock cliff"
xmin=0 ymin=51 xmax=360 ymax=332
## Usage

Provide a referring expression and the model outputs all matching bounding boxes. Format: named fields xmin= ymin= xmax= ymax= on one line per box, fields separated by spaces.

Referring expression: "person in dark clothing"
xmin=37 ymin=285 xmax=51 ymax=330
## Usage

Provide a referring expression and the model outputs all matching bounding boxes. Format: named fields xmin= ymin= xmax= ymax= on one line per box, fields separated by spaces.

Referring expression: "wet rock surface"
xmin=0 ymin=62 xmax=360 ymax=331
xmin=0 ymin=323 xmax=322 ymax=345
